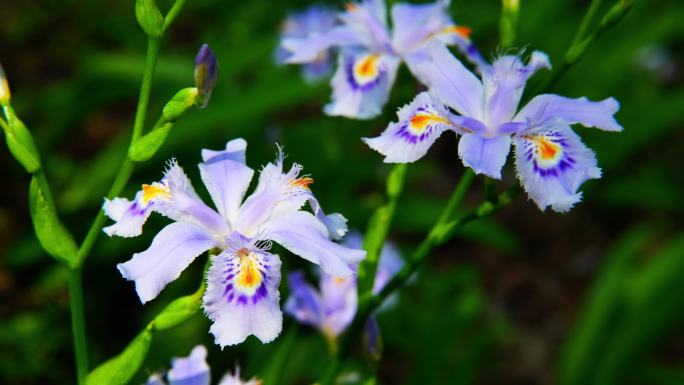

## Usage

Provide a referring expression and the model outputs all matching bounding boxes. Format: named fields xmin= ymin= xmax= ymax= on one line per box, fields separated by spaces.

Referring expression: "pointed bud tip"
xmin=194 ymin=44 xmax=218 ymax=108
xmin=0 ymin=63 xmax=10 ymax=104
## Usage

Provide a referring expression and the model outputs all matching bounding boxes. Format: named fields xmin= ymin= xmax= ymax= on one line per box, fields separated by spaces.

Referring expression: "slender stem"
xmin=357 ymin=164 xmax=407 ymax=295
xmin=322 ymin=170 xmax=484 ymax=383
xmin=499 ymin=0 xmax=520 ymax=49
xmin=66 ymin=37 xmax=161 ymax=383
xmin=162 ymin=0 xmax=187 ymax=32
xmin=68 ymin=267 xmax=88 ymax=385
xmin=76 ymin=38 xmax=160 ymax=265
xmin=573 ymin=0 xmax=604 ymax=45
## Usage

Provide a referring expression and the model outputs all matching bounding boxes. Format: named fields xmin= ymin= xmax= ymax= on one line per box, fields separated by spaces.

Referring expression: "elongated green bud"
xmin=2 ymin=106 xmax=42 ymax=173
xmin=0 ymin=64 xmax=10 ymax=105
xmin=600 ymin=0 xmax=633 ymax=30
xmin=135 ymin=0 xmax=164 ymax=37
xmin=163 ymin=87 xmax=199 ymax=122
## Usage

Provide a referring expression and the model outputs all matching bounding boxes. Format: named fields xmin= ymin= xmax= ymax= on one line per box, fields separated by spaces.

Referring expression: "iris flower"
xmin=364 ymin=42 xmax=623 ymax=212
xmin=103 ymin=139 xmax=365 ymax=346
xmin=285 ymin=232 xmax=403 ymax=340
xmin=279 ymin=0 xmax=483 ymax=119
xmin=276 ymin=6 xmax=338 ymax=83
xmin=145 ymin=345 xmax=260 ymax=385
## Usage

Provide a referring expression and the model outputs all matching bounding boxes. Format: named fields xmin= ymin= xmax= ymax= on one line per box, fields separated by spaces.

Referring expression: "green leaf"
xmin=1 ymin=108 xmax=41 ymax=173
xmin=128 ymin=122 xmax=172 ymax=162
xmin=135 ymin=0 xmax=164 ymax=37
xmin=86 ymin=330 xmax=152 ymax=385
xmin=557 ymin=225 xmax=654 ymax=385
xmin=150 ymin=285 xmax=203 ymax=331
xmin=28 ymin=176 xmax=79 ymax=268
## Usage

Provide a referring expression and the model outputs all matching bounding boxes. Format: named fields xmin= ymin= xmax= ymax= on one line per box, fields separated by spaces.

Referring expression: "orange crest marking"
xmin=409 ymin=113 xmax=452 ymax=132
xmin=443 ymin=25 xmax=472 ymax=38
xmin=141 ymin=184 xmax=171 ymax=204
xmin=290 ymin=177 xmax=314 ymax=189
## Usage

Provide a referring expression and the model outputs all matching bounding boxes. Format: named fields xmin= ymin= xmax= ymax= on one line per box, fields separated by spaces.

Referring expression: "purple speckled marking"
xmin=525 ymin=133 xmax=575 ymax=179
xmin=393 ymin=105 xmax=444 ymax=144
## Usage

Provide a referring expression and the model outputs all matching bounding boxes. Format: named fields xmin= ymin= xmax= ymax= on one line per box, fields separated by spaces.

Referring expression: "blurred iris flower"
xmin=145 ymin=345 xmax=261 ymax=385
xmin=285 ymin=232 xmax=403 ymax=341
xmin=277 ymin=6 xmax=338 ymax=82
xmin=279 ymin=0 xmax=483 ymax=119
xmin=103 ymin=139 xmax=365 ymax=347
xmin=364 ymin=42 xmax=623 ymax=212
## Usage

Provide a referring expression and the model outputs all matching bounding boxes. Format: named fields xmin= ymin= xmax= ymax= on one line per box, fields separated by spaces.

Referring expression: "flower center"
xmin=353 ymin=53 xmax=381 ymax=86
xmin=409 ymin=113 xmax=451 ymax=133
xmin=235 ymin=248 xmax=263 ymax=291
xmin=141 ymin=184 xmax=171 ymax=204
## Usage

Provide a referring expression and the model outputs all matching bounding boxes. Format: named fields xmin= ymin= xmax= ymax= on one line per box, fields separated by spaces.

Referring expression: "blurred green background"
xmin=1 ymin=0 xmax=683 ymax=384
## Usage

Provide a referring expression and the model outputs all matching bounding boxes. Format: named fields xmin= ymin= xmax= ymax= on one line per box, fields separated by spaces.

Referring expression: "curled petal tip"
xmin=194 ymin=44 xmax=218 ymax=108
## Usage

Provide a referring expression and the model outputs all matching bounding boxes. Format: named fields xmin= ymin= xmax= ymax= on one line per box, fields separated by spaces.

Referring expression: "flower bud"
xmin=363 ymin=315 xmax=383 ymax=365
xmin=194 ymin=44 xmax=218 ymax=108
xmin=135 ymin=0 xmax=164 ymax=37
xmin=163 ymin=87 xmax=199 ymax=122
xmin=0 ymin=64 xmax=10 ymax=104
xmin=2 ymin=106 xmax=41 ymax=173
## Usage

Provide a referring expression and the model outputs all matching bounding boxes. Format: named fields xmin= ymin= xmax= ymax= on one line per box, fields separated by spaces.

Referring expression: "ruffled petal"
xmin=167 ymin=345 xmax=211 ymax=385
xmin=261 ymin=211 xmax=366 ymax=277
xmin=234 ymin=152 xmax=313 ymax=237
xmin=203 ymin=248 xmax=282 ymax=347
xmin=284 ymin=271 xmax=324 ymax=329
xmin=199 ymin=139 xmax=255 ymax=227
xmin=513 ymin=122 xmax=601 ymax=212
xmin=118 ymin=222 xmax=217 ymax=304
xmin=390 ymin=0 xmax=453 ymax=53
xmin=363 ymin=91 xmax=458 ymax=162
xmin=482 ymin=51 xmax=551 ymax=128
xmin=102 ymin=192 xmax=153 ymax=238
xmin=458 ymin=133 xmax=512 ymax=179
xmin=324 ymin=50 xmax=400 ymax=119
xmin=418 ymin=41 xmax=484 ymax=119
xmin=515 ymin=94 xmax=623 ymax=132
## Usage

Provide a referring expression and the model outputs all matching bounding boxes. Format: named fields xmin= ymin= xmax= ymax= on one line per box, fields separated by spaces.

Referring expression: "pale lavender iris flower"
xmin=284 ymin=232 xmax=402 ymax=340
xmin=276 ymin=6 xmax=338 ymax=83
xmin=145 ymin=345 xmax=260 ymax=385
xmin=103 ymin=139 xmax=365 ymax=347
xmin=364 ymin=41 xmax=623 ymax=212
xmin=279 ymin=0 xmax=484 ymax=119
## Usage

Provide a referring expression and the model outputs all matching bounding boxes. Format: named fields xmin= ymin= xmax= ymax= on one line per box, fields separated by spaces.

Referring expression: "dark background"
xmin=1 ymin=0 xmax=683 ymax=384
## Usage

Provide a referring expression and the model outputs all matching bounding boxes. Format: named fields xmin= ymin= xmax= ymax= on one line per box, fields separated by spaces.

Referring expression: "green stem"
xmin=544 ymin=0 xmax=632 ymax=92
xmin=68 ymin=267 xmax=88 ymax=385
xmin=573 ymin=0 xmax=604 ymax=45
xmin=357 ymin=164 xmax=408 ymax=295
xmin=162 ymin=0 xmax=187 ymax=32
xmin=76 ymin=38 xmax=160 ymax=265
xmin=323 ymin=170 xmax=485 ymax=382
xmin=499 ymin=0 xmax=520 ymax=49
xmin=67 ymin=36 xmax=161 ymax=384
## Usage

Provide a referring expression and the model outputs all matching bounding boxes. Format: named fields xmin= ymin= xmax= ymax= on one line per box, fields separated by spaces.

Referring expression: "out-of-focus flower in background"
xmin=278 ymin=0 xmax=484 ymax=119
